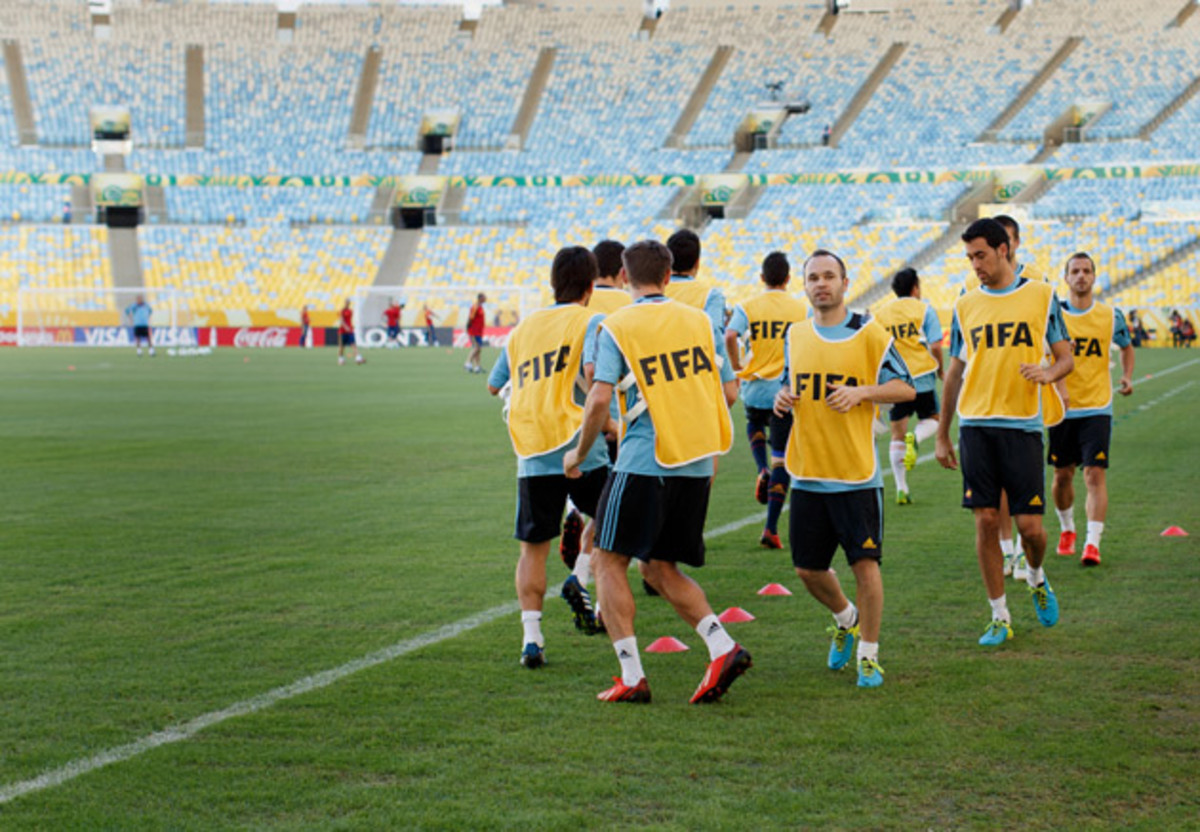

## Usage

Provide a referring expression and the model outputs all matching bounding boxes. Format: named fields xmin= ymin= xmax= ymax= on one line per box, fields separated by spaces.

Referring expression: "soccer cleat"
xmin=355 ymin=355 xmax=366 ymax=365
xmin=690 ymin=644 xmax=752 ymax=704
xmin=519 ymin=642 xmax=546 ymax=669
xmin=857 ymin=657 xmax=885 ymax=688
xmin=903 ymin=431 xmax=917 ymax=470
xmin=1030 ymin=581 xmax=1059 ymax=627
xmin=827 ymin=623 xmax=859 ymax=670
xmin=978 ymin=619 xmax=1013 ymax=646
xmin=1003 ymin=551 xmax=1016 ymax=577
xmin=559 ymin=509 xmax=584 ymax=569
xmin=1012 ymin=553 xmax=1029 ymax=582
xmin=597 ymin=676 xmax=651 ymax=703
xmin=760 ymin=529 xmax=782 ymax=549
xmin=755 ymin=470 xmax=770 ymax=505
xmin=337 ymin=356 xmax=346 ymax=366
xmin=1081 ymin=543 xmax=1101 ymax=567
xmin=896 ymin=490 xmax=911 ymax=506
xmin=1056 ymin=530 xmax=1077 ymax=556
xmin=561 ymin=575 xmax=601 ymax=635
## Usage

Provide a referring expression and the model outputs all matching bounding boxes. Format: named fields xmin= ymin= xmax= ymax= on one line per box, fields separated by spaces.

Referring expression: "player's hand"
xmin=563 ymin=449 xmax=582 ymax=479
xmin=773 ymin=387 xmax=796 ymax=417
xmin=1118 ymin=377 xmax=1133 ymax=396
xmin=1019 ymin=363 xmax=1054 ymax=385
xmin=825 ymin=384 xmax=865 ymax=413
xmin=935 ymin=434 xmax=957 ymax=470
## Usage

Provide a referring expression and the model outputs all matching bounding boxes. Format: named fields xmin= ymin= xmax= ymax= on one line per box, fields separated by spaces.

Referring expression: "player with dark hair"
xmin=488 ymin=246 xmax=609 ymax=669
xmin=773 ymin=250 xmax=915 ymax=689
xmin=872 ymin=267 xmax=943 ymax=505
xmin=936 ymin=218 xmax=1074 ymax=647
xmin=1048 ymin=252 xmax=1135 ymax=567
xmin=664 ymin=228 xmax=726 ymax=332
xmin=465 ymin=293 xmax=487 ymax=373
xmin=725 ymin=251 xmax=807 ymax=548
xmin=565 ymin=239 xmax=750 ymax=705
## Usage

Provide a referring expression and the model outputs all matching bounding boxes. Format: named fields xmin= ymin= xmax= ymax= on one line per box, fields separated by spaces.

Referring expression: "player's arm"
xmin=563 ymin=381 xmax=613 ymax=478
xmin=825 ymin=347 xmax=915 ymax=413
xmin=930 ymin=342 xmax=944 ymax=380
xmin=723 ymin=328 xmax=743 ymax=373
xmin=1118 ymin=343 xmax=1135 ymax=395
xmin=935 ymin=356 xmax=966 ymax=470
xmin=1020 ymin=339 xmax=1073 ymax=385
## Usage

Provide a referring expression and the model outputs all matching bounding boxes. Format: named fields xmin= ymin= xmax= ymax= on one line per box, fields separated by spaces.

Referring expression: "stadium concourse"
xmin=0 ymin=0 xmax=1197 ymax=343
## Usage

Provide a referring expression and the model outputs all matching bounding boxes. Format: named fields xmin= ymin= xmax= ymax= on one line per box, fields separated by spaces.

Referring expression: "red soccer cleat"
xmin=1056 ymin=530 xmax=1077 ymax=556
xmin=597 ymin=676 xmax=651 ymax=703
xmin=754 ymin=471 xmax=770 ymax=505
xmin=1081 ymin=543 xmax=1101 ymax=567
xmin=690 ymin=644 xmax=752 ymax=704
xmin=760 ymin=529 xmax=782 ymax=549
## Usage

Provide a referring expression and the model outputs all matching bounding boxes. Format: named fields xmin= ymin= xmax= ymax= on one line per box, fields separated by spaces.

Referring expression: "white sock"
xmin=1015 ymin=534 xmax=1024 ymax=557
xmin=149 ymin=347 xmax=156 ymax=356
xmin=136 ymin=348 xmax=142 ymax=356
xmin=833 ymin=603 xmax=858 ymax=630
xmin=914 ymin=418 xmax=939 ymax=444
xmin=999 ymin=537 xmax=1015 ymax=557
xmin=572 ymin=551 xmax=592 ymax=586
xmin=889 ymin=441 xmax=908 ymax=491
xmin=613 ymin=636 xmax=644 ymax=686
xmin=1086 ymin=520 xmax=1104 ymax=548
xmin=520 ymin=610 xmax=543 ymax=647
xmin=989 ymin=595 xmax=1010 ymax=623
xmin=1057 ymin=507 xmax=1075 ymax=533
xmin=1026 ymin=565 xmax=1045 ymax=588
xmin=857 ymin=639 xmax=879 ymax=663
xmin=695 ymin=614 xmax=737 ymax=661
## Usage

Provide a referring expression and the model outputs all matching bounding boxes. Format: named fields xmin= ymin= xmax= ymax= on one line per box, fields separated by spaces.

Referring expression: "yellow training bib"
xmin=603 ymin=300 xmax=733 ymax=468
xmin=504 ymin=304 xmax=593 ymax=459
xmin=588 ymin=285 xmax=633 ymax=316
xmin=1062 ymin=301 xmax=1117 ymax=412
xmin=872 ymin=296 xmax=938 ymax=378
xmin=735 ymin=290 xmax=808 ymax=382
xmin=955 ymin=280 xmax=1056 ymax=422
xmin=784 ymin=318 xmax=895 ymax=485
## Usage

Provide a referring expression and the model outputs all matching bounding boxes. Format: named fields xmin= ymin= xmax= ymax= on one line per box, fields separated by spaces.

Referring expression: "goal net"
xmin=353 ymin=284 xmax=541 ymax=348
xmin=16 ymin=287 xmax=196 ymax=347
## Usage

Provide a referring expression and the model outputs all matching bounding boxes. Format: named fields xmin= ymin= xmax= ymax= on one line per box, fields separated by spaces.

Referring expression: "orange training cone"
xmin=645 ymin=636 xmax=689 ymax=653
xmin=718 ymin=607 xmax=756 ymax=623
xmin=1161 ymin=526 xmax=1189 ymax=537
xmin=757 ymin=583 xmax=793 ymax=596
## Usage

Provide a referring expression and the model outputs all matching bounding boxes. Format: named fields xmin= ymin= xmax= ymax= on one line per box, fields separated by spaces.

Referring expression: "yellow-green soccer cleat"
xmin=903 ymin=431 xmax=917 ymax=470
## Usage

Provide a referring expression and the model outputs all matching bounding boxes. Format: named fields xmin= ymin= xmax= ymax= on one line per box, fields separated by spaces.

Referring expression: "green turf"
xmin=1 ymin=346 xmax=1197 ymax=828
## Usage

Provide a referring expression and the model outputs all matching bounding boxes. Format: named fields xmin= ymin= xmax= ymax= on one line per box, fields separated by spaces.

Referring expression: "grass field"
xmin=1 ymin=345 xmax=1197 ymax=829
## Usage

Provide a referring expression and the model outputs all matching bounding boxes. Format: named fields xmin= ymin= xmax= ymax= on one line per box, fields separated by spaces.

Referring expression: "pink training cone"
xmin=757 ymin=583 xmax=793 ymax=596
xmin=645 ymin=636 xmax=689 ymax=653
xmin=1161 ymin=526 xmax=1189 ymax=537
xmin=718 ymin=607 xmax=756 ymax=623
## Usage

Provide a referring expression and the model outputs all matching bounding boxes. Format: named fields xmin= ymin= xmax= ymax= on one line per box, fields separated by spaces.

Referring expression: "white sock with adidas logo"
xmin=695 ymin=614 xmax=736 ymax=661
xmin=1086 ymin=521 xmax=1104 ymax=549
xmin=613 ymin=636 xmax=644 ymax=686
xmin=521 ymin=610 xmax=543 ymax=647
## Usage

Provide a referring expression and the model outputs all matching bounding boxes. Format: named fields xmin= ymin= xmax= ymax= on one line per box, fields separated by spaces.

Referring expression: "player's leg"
xmin=790 ymin=489 xmax=858 ymax=668
xmin=761 ymin=410 xmax=791 ymax=548
xmin=961 ymin=427 xmax=1017 ymax=645
xmin=1052 ymin=464 xmax=1077 ymax=555
xmin=1005 ymin=429 xmax=1059 ymax=628
xmin=829 ymin=488 xmax=885 ymax=686
xmin=745 ymin=407 xmax=771 ymax=502
xmin=562 ymin=468 xmax=607 ymax=634
xmin=888 ymin=413 xmax=910 ymax=503
xmin=147 ymin=329 xmax=155 ymax=357
xmin=1079 ymin=415 xmax=1112 ymax=566
xmin=513 ymin=476 xmax=570 ymax=668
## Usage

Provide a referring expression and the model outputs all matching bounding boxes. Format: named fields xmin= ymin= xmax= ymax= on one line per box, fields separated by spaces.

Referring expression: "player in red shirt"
xmin=299 ymin=304 xmax=311 ymax=348
xmin=465 ymin=292 xmax=486 ymax=373
xmin=383 ymin=299 xmax=404 ymax=348
xmin=338 ymin=298 xmax=364 ymax=365
xmin=423 ymin=306 xmax=439 ymax=346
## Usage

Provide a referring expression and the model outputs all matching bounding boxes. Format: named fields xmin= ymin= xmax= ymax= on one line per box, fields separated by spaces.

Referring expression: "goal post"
xmin=353 ymin=284 xmax=541 ymax=348
xmin=16 ymin=287 xmax=195 ymax=347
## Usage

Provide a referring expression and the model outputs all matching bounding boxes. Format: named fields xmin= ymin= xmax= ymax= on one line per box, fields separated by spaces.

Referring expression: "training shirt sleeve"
xmin=923 ymin=303 xmax=943 ymax=347
xmin=950 ymin=308 xmax=966 ymax=361
xmin=706 ymin=288 xmax=727 ymax=334
xmin=1046 ymin=296 xmax=1069 ymax=344
xmin=487 ymin=347 xmax=510 ymax=389
xmin=879 ymin=343 xmax=914 ymax=387
xmin=714 ymin=323 xmax=735 ymax=383
xmin=1112 ymin=309 xmax=1132 ymax=349
xmin=593 ymin=328 xmax=625 ymax=386
xmin=726 ymin=304 xmax=748 ymax=336
xmin=582 ymin=312 xmax=604 ymax=368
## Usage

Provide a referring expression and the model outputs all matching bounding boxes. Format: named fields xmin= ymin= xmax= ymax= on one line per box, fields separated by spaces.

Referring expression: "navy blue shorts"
xmin=515 ymin=467 xmax=608 ymax=543
xmin=386 ymin=325 xmax=400 ymax=339
xmin=789 ymin=487 xmax=883 ymax=570
xmin=1048 ymin=415 xmax=1111 ymax=469
xmin=339 ymin=331 xmax=356 ymax=347
xmin=959 ymin=426 xmax=1045 ymax=514
xmin=594 ymin=472 xmax=710 ymax=567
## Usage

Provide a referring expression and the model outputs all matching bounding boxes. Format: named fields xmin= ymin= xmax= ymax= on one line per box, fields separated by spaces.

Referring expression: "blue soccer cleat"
xmin=979 ymin=619 xmax=1013 ymax=646
xmin=827 ymin=623 xmax=859 ymax=670
xmin=520 ymin=642 xmax=546 ymax=669
xmin=857 ymin=657 xmax=885 ymax=688
xmin=1030 ymin=581 xmax=1059 ymax=627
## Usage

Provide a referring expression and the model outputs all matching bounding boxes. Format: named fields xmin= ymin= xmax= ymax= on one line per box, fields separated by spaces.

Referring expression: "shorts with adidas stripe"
xmin=959 ymin=425 xmax=1045 ymax=514
xmin=593 ymin=471 xmax=711 ymax=567
xmin=1047 ymin=414 xmax=1111 ymax=470
xmin=789 ymin=487 xmax=884 ymax=570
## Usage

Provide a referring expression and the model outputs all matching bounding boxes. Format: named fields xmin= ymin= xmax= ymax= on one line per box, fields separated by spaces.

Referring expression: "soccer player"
xmin=872 ymin=267 xmax=943 ymax=505
xmin=560 ymin=240 xmax=631 ymax=574
xmin=487 ymin=247 xmax=609 ymax=668
xmin=423 ymin=306 xmax=439 ymax=346
xmin=337 ymin=298 xmax=364 ymax=365
xmin=465 ymin=292 xmax=486 ymax=373
xmin=124 ymin=294 xmax=154 ymax=357
xmin=383 ymin=299 xmax=404 ymax=348
xmin=564 ymin=239 xmax=750 ymax=705
xmin=299 ymin=304 xmax=311 ymax=348
xmin=724 ymin=251 xmax=807 ymax=548
xmin=663 ymin=229 xmax=726 ymax=332
xmin=1049 ymin=252 xmax=1135 ymax=567
xmin=773 ymin=250 xmax=915 ymax=689
xmin=935 ymin=218 xmax=1074 ymax=647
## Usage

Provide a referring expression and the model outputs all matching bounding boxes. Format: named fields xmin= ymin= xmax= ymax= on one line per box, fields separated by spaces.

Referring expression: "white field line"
xmin=3 ymin=358 xmax=1196 ymax=805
